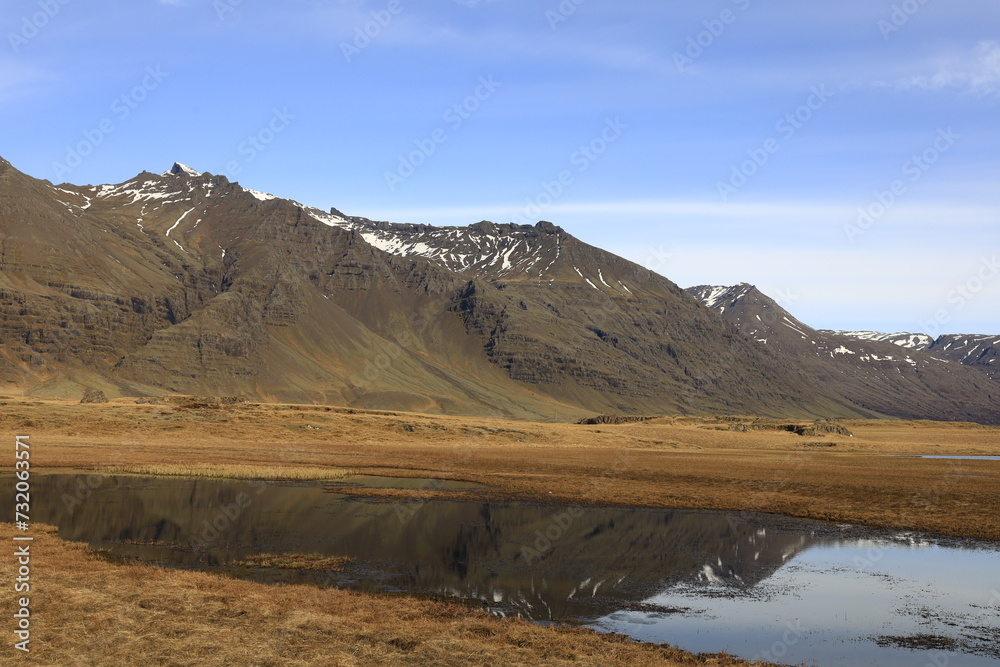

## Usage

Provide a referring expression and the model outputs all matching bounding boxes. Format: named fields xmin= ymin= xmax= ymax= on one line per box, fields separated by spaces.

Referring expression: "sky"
xmin=2 ymin=0 xmax=998 ymax=335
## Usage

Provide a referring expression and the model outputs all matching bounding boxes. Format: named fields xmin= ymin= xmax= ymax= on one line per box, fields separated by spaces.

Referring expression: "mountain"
xmin=824 ymin=331 xmax=935 ymax=350
xmin=829 ymin=330 xmax=1000 ymax=383
xmin=686 ymin=284 xmax=1000 ymax=423
xmin=1 ymin=156 xmax=997 ymax=423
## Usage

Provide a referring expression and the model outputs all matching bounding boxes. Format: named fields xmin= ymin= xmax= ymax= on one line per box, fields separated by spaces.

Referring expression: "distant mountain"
xmin=686 ymin=284 xmax=999 ymax=423
xmin=1 ymin=156 xmax=997 ymax=423
xmin=825 ymin=331 xmax=935 ymax=350
xmin=829 ymin=330 xmax=1000 ymax=382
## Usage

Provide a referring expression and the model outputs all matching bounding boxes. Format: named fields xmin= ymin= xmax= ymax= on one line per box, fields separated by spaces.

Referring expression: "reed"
xmin=232 ymin=553 xmax=352 ymax=571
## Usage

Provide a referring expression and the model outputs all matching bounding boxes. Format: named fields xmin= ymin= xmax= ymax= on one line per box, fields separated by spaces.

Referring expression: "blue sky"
xmin=3 ymin=0 xmax=998 ymax=334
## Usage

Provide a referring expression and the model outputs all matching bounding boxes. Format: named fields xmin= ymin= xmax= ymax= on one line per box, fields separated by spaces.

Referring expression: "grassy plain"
xmin=2 ymin=397 xmax=999 ymax=665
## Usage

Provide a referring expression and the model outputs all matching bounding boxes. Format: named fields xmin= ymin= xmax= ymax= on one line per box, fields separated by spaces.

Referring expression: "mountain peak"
xmin=168 ymin=162 xmax=201 ymax=177
xmin=534 ymin=220 xmax=564 ymax=234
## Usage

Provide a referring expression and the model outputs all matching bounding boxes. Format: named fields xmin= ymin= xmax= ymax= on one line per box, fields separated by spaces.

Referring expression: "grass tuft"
xmin=232 ymin=553 xmax=352 ymax=571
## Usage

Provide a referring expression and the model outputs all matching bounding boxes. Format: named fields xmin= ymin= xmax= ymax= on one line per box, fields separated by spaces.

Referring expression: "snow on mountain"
xmin=690 ymin=286 xmax=1000 ymax=385
xmin=687 ymin=284 xmax=754 ymax=310
xmin=350 ymin=220 xmax=565 ymax=277
xmin=86 ymin=166 xmax=583 ymax=282
xmin=243 ymin=188 xmax=277 ymax=202
xmin=926 ymin=334 xmax=1000 ymax=378
xmin=832 ymin=331 xmax=998 ymax=376
xmin=826 ymin=331 xmax=934 ymax=350
xmin=167 ymin=162 xmax=202 ymax=177
xmin=6 ymin=152 xmax=999 ymax=423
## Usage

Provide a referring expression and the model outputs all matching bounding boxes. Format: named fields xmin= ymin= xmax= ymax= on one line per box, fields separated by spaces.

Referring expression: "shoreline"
xmin=12 ymin=465 xmax=1000 ymax=550
xmin=2 ymin=398 xmax=998 ymax=664
xmin=3 ymin=397 xmax=999 ymax=541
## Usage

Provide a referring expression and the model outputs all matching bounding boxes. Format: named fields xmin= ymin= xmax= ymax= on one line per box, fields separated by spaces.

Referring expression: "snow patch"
xmin=308 ymin=210 xmax=351 ymax=229
xmin=597 ymin=269 xmax=612 ymax=289
xmin=700 ymin=286 xmax=732 ymax=309
xmin=244 ymin=188 xmax=276 ymax=201
xmin=166 ymin=208 xmax=196 ymax=237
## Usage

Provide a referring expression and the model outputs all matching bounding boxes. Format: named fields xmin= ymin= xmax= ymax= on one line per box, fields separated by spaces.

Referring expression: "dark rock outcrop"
xmin=80 ymin=388 xmax=108 ymax=404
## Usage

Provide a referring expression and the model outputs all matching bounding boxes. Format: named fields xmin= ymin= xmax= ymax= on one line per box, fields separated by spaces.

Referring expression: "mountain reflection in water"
xmin=8 ymin=474 xmax=819 ymax=622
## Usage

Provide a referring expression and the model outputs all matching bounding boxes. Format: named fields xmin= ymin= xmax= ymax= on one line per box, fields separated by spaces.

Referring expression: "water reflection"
xmin=10 ymin=474 xmax=814 ymax=621
xmin=6 ymin=474 xmax=998 ymax=666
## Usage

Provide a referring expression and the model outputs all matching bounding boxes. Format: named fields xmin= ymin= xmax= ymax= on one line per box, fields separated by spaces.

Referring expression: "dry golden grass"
xmin=99 ymin=463 xmax=354 ymax=481
xmin=232 ymin=553 xmax=352 ymax=571
xmin=4 ymin=397 xmax=994 ymax=539
xmin=0 ymin=524 xmax=771 ymax=666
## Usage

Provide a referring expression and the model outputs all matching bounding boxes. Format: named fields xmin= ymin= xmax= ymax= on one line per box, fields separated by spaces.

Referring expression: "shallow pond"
xmin=918 ymin=455 xmax=1000 ymax=461
xmin=5 ymin=473 xmax=999 ymax=666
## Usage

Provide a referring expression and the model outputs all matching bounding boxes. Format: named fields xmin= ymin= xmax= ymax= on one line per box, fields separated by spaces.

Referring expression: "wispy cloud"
xmin=897 ymin=41 xmax=1000 ymax=95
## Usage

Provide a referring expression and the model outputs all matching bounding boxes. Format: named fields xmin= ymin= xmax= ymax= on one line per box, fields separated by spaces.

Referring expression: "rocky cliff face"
xmin=1 ymin=158 xmax=997 ymax=423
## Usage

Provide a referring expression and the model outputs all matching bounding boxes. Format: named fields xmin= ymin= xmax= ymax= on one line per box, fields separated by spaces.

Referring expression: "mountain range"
xmin=826 ymin=330 xmax=999 ymax=382
xmin=0 ymin=157 xmax=996 ymax=423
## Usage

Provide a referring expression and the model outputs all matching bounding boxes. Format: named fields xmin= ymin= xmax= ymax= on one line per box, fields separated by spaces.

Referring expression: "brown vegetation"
xmin=4 ymin=398 xmax=996 ymax=540
xmin=231 ymin=553 xmax=352 ymax=572
xmin=0 ymin=524 xmax=771 ymax=666
xmin=1 ymin=398 xmax=998 ymax=664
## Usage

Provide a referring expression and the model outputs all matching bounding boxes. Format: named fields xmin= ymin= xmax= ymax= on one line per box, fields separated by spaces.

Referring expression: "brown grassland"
xmin=2 ymin=397 xmax=999 ymax=665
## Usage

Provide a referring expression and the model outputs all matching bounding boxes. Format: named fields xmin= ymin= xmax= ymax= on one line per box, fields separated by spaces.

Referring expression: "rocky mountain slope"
xmin=1 ymin=156 xmax=997 ymax=423
xmin=829 ymin=330 xmax=999 ymax=382
xmin=686 ymin=284 xmax=999 ymax=423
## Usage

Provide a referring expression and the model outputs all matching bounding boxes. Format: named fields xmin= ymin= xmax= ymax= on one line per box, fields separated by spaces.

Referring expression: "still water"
xmin=918 ymin=455 xmax=1000 ymax=461
xmin=6 ymin=473 xmax=999 ymax=666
